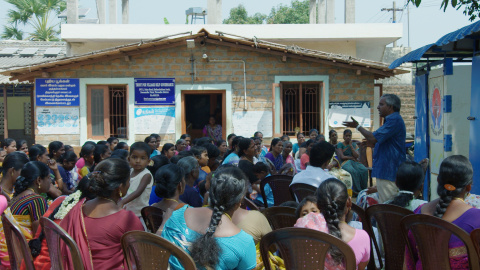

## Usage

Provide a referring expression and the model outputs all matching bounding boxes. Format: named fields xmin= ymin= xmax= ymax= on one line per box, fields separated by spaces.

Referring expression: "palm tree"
xmin=2 ymin=0 xmax=66 ymax=41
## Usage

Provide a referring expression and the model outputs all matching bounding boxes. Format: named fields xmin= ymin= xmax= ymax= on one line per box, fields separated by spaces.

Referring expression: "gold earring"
xmin=38 ymin=185 xmax=41 ymax=189
xmin=119 ymin=191 xmax=123 ymax=197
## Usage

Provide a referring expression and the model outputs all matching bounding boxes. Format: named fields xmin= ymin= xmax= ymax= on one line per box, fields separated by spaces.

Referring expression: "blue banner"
xmin=134 ymin=78 xmax=175 ymax=105
xmin=35 ymin=78 xmax=80 ymax=106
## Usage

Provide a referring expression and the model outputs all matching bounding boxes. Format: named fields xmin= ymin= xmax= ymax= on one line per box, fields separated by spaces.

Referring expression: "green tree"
xmin=223 ymin=4 xmax=267 ymax=24
xmin=223 ymin=1 xmax=310 ymax=24
xmin=2 ymin=0 xmax=66 ymax=41
xmin=409 ymin=0 xmax=480 ymax=21
xmin=267 ymin=0 xmax=310 ymax=24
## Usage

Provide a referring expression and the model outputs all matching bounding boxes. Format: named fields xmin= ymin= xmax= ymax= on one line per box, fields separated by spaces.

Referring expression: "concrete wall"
xmin=36 ymin=42 xmax=375 ymax=146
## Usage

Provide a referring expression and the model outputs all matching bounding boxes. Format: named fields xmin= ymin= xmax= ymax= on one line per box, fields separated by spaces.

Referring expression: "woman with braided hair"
xmin=295 ymin=178 xmax=370 ymax=269
xmin=162 ymin=166 xmax=256 ymax=270
xmin=405 ymin=155 xmax=480 ymax=270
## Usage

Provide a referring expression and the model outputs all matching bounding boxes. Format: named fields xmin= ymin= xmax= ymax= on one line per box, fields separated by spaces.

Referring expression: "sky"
xmin=0 ymin=0 xmax=475 ymax=50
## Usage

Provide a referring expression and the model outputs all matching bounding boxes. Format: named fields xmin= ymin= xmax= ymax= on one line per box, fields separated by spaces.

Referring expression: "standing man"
xmin=343 ymin=94 xmax=406 ymax=203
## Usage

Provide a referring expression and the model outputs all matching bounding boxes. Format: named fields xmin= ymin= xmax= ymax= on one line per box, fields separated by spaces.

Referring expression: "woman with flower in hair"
xmin=405 ymin=155 xmax=480 ymax=270
xmin=60 ymin=158 xmax=144 ymax=269
xmin=161 ymin=166 xmax=256 ymax=270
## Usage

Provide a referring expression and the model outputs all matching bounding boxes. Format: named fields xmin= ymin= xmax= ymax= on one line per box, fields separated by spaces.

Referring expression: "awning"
xmin=389 ymin=20 xmax=480 ymax=69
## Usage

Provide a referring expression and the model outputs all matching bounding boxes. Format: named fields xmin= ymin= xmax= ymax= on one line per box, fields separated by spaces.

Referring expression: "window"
xmin=281 ymin=82 xmax=322 ymax=136
xmin=87 ymin=85 xmax=128 ymax=139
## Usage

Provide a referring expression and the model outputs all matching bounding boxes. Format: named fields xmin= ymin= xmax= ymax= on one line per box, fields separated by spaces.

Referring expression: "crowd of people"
xmin=0 ymin=94 xmax=478 ymax=269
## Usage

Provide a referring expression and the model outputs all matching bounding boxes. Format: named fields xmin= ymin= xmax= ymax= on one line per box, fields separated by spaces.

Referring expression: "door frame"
xmin=175 ymin=84 xmax=232 ymax=141
xmin=181 ymin=90 xmax=226 ymax=140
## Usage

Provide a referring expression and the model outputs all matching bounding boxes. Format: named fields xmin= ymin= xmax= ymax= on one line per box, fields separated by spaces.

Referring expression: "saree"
xmin=264 ymin=153 xmax=284 ymax=171
xmin=337 ymin=142 xmax=368 ymax=193
xmin=405 ymin=206 xmax=480 ymax=270
xmin=203 ymin=124 xmax=222 ymax=142
xmin=0 ymin=209 xmax=33 ymax=269
xmin=59 ymin=198 xmax=94 ymax=270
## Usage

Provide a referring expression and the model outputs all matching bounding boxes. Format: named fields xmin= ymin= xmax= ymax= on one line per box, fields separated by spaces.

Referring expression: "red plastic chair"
xmin=1 ymin=213 xmax=35 ymax=270
xmin=121 ymin=230 xmax=196 ymax=270
xmin=260 ymin=227 xmax=356 ymax=270
xmin=366 ymin=204 xmax=413 ymax=270
xmin=141 ymin=206 xmax=164 ymax=233
xmin=471 ymin=228 xmax=480 ymax=258
xmin=260 ymin=175 xmax=294 ymax=208
xmin=40 ymin=217 xmax=85 ymax=270
xmin=262 ymin=206 xmax=297 ymax=230
xmin=401 ymin=214 xmax=480 ymax=270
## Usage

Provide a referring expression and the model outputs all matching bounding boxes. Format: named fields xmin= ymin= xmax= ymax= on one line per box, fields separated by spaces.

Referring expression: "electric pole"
xmin=381 ymin=1 xmax=404 ymax=47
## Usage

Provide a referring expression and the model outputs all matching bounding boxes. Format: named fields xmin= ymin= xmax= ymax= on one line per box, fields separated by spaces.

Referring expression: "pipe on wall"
xmin=209 ymin=59 xmax=247 ymax=110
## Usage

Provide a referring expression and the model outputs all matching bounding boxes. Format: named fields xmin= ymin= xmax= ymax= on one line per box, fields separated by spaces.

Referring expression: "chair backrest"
xmin=240 ymin=197 xmax=260 ymax=211
xmin=401 ymin=214 xmax=480 ymax=270
xmin=471 ymin=228 xmax=480 ymax=259
xmin=141 ymin=206 xmax=164 ymax=233
xmin=260 ymin=227 xmax=356 ymax=270
xmin=366 ymin=204 xmax=413 ymax=270
xmin=121 ymin=230 xmax=196 ymax=270
xmin=262 ymin=206 xmax=297 ymax=230
xmin=1 ymin=213 xmax=35 ymax=270
xmin=260 ymin=175 xmax=294 ymax=208
xmin=40 ymin=217 xmax=84 ymax=270
xmin=289 ymin=183 xmax=317 ymax=202
xmin=350 ymin=203 xmax=383 ymax=270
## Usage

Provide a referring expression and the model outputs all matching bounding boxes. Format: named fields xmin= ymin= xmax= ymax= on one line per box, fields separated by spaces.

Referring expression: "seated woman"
xmin=162 ymin=166 xmax=256 ymax=270
xmin=0 ymin=152 xmax=29 ymax=200
xmin=161 ymin=143 xmax=175 ymax=160
xmin=264 ymin=138 xmax=284 ymax=172
xmin=295 ymin=179 xmax=370 ymax=270
xmin=151 ymin=163 xmax=186 ymax=212
xmin=385 ymin=160 xmax=427 ymax=211
xmin=281 ymin=140 xmax=296 ymax=175
xmin=60 ymin=158 xmax=144 ymax=269
xmin=30 ymin=176 xmax=96 ymax=269
xmin=329 ymin=130 xmax=338 ymax=147
xmin=0 ymin=161 xmax=51 ymax=269
xmin=336 ymin=129 xmax=368 ymax=193
xmin=176 ymin=156 xmax=203 ymax=207
xmin=174 ymin=139 xmax=187 ymax=155
xmin=405 ymin=155 xmax=480 ymax=270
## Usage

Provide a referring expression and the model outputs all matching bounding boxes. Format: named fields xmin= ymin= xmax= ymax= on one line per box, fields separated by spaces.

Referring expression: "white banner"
xmin=36 ymin=107 xmax=79 ymax=134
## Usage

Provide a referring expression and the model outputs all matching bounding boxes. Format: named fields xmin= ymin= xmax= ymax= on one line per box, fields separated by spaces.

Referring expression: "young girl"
xmin=48 ymin=141 xmax=65 ymax=161
xmin=295 ymin=195 xmax=320 ymax=219
xmin=2 ymin=138 xmax=16 ymax=154
xmin=190 ymin=146 xmax=209 ymax=179
xmin=57 ymin=151 xmax=78 ymax=195
xmin=76 ymin=142 xmax=96 ymax=178
xmin=295 ymin=178 xmax=371 ymax=270
xmin=120 ymin=142 xmax=153 ymax=223
xmin=16 ymin=140 xmax=28 ymax=153
xmin=107 ymin=137 xmax=119 ymax=152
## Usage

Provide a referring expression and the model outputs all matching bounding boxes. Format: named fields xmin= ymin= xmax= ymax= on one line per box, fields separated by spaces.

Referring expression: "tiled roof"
xmin=0 ymin=41 xmax=67 ymax=69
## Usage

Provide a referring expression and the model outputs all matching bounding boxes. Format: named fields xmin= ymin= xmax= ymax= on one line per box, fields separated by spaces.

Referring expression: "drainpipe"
xmin=209 ymin=59 xmax=247 ymax=110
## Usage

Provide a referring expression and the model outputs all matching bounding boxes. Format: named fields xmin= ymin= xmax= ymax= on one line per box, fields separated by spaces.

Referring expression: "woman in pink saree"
xmin=60 ymin=158 xmax=144 ymax=270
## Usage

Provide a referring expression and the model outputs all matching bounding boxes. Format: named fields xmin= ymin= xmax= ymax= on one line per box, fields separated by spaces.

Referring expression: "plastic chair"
xmin=141 ymin=206 xmax=164 ymax=233
xmin=471 ymin=228 xmax=480 ymax=258
xmin=240 ymin=197 xmax=260 ymax=211
xmin=401 ymin=214 xmax=480 ymax=270
xmin=1 ymin=213 xmax=35 ymax=270
xmin=350 ymin=203 xmax=383 ymax=270
xmin=289 ymin=183 xmax=317 ymax=202
xmin=121 ymin=230 xmax=196 ymax=270
xmin=260 ymin=175 xmax=294 ymax=208
xmin=40 ymin=217 xmax=85 ymax=270
xmin=260 ymin=227 xmax=356 ymax=270
xmin=366 ymin=204 xmax=413 ymax=270
xmin=262 ymin=206 xmax=297 ymax=230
